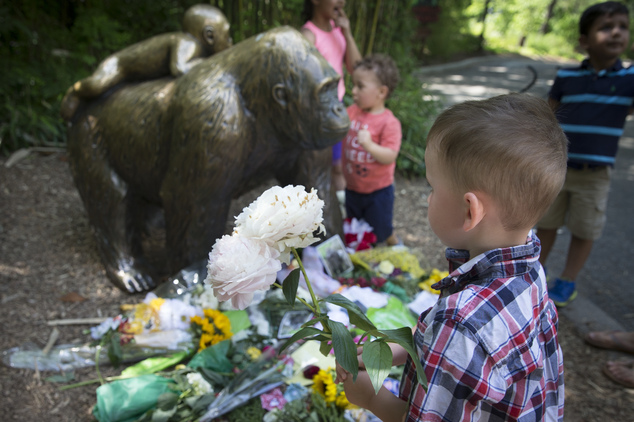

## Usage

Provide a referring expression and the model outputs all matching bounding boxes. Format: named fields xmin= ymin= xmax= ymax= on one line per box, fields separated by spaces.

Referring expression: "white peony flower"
xmin=204 ymin=235 xmax=282 ymax=310
xmin=186 ymin=372 xmax=214 ymax=396
xmin=233 ymin=185 xmax=325 ymax=260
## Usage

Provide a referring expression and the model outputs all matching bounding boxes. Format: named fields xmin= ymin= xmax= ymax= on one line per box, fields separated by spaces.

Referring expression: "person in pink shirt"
xmin=301 ymin=0 xmax=362 ymax=196
xmin=342 ymin=54 xmax=401 ymax=246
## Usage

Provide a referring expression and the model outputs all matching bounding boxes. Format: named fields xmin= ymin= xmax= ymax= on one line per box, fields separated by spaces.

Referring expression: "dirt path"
xmin=1 ymin=152 xmax=632 ymax=421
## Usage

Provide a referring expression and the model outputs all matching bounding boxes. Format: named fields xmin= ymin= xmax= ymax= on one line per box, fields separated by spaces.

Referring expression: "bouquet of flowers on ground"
xmin=346 ymin=246 xmax=431 ymax=301
xmin=1 ymin=284 xmax=222 ymax=373
xmin=91 ymin=331 xmax=290 ymax=422
xmin=204 ymin=185 xmax=427 ymax=395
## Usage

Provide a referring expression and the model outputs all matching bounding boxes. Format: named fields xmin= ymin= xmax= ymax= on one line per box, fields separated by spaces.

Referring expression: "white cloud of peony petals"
xmin=233 ymin=185 xmax=325 ymax=260
xmin=204 ymin=234 xmax=282 ymax=310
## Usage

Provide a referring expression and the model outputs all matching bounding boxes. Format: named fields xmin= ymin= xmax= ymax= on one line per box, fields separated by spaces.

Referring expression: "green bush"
xmin=389 ymin=74 xmax=440 ymax=179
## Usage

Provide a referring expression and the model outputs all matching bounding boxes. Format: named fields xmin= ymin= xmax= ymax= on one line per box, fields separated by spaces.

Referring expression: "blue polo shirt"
xmin=549 ymin=58 xmax=634 ymax=166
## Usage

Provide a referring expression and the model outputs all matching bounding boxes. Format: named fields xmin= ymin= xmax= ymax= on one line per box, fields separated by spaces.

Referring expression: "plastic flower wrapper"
xmin=205 ymin=185 xmax=427 ymax=395
xmin=198 ymin=344 xmax=293 ymax=421
xmin=142 ymin=292 xmax=203 ymax=331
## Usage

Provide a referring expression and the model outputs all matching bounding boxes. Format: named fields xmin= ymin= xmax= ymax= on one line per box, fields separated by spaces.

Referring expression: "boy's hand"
xmin=335 ymin=361 xmax=375 ymax=408
xmin=334 ymin=346 xmax=364 ymax=384
xmin=357 ymin=129 xmax=373 ymax=150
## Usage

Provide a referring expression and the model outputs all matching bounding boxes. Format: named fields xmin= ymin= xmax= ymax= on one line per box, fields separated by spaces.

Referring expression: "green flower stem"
xmin=59 ymin=374 xmax=133 ymax=390
xmin=273 ymin=282 xmax=315 ymax=313
xmin=291 ymin=247 xmax=321 ymax=318
xmin=95 ymin=345 xmax=105 ymax=385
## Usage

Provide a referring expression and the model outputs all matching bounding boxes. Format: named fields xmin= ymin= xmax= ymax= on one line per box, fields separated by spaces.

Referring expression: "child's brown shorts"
xmin=537 ymin=165 xmax=611 ymax=240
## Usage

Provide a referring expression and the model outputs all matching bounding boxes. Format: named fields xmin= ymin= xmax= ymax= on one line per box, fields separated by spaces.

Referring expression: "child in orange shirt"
xmin=342 ymin=54 xmax=401 ymax=245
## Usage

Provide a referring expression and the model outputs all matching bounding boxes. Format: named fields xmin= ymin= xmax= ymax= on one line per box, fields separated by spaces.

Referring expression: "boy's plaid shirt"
xmin=399 ymin=232 xmax=564 ymax=421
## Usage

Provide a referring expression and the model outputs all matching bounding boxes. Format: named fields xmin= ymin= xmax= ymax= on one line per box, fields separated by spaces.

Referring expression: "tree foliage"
xmin=427 ymin=0 xmax=634 ymax=60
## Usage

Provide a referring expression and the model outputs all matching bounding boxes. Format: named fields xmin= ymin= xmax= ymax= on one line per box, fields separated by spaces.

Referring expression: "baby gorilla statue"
xmin=60 ymin=4 xmax=231 ymax=120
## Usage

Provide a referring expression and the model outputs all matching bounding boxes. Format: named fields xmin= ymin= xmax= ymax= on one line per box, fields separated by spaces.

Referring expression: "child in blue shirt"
xmin=537 ymin=1 xmax=634 ymax=307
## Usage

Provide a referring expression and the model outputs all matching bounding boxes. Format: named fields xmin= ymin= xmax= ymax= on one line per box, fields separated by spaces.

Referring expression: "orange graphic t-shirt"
xmin=342 ymin=104 xmax=402 ymax=194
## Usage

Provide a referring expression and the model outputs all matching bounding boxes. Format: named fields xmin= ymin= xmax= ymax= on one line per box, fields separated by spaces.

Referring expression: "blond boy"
xmin=337 ymin=94 xmax=567 ymax=421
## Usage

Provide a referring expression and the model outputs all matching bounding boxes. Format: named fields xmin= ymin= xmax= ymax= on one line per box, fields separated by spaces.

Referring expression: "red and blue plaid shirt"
xmin=399 ymin=232 xmax=564 ymax=421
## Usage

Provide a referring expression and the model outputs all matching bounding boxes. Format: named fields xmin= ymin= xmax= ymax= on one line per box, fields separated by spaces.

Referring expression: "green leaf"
xmin=156 ymin=392 xmax=179 ymax=410
xmin=107 ymin=331 xmax=122 ymax=368
xmin=279 ymin=327 xmax=324 ymax=353
xmin=363 ymin=340 xmax=393 ymax=394
xmin=187 ymin=340 xmax=233 ymax=372
xmin=190 ymin=393 xmax=215 ymax=412
xmin=198 ymin=367 xmax=229 ymax=386
xmin=329 ymin=320 xmax=359 ymax=381
xmin=378 ymin=327 xmax=427 ymax=390
xmin=323 ymin=294 xmax=376 ymax=332
xmin=224 ymin=310 xmax=251 ymax=333
xmin=319 ymin=339 xmax=332 ymax=356
xmin=121 ymin=351 xmax=188 ymax=377
xmin=150 ymin=406 xmax=177 ymax=422
xmin=282 ymin=268 xmax=301 ymax=306
xmin=303 ymin=315 xmax=329 ymax=327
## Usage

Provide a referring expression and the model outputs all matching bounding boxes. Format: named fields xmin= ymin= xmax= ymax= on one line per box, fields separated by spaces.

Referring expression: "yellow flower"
xmin=312 ymin=369 xmax=328 ymax=396
xmin=311 ymin=368 xmax=354 ymax=409
xmin=324 ymin=380 xmax=337 ymax=403
xmin=312 ymin=368 xmax=338 ymax=404
xmin=129 ymin=302 xmax=160 ymax=333
xmin=418 ymin=268 xmax=447 ymax=293
xmin=149 ymin=297 xmax=165 ymax=312
xmin=335 ymin=391 xmax=352 ymax=409
xmin=246 ymin=346 xmax=261 ymax=360
xmin=352 ymin=248 xmax=426 ymax=278
xmin=192 ymin=309 xmax=233 ymax=352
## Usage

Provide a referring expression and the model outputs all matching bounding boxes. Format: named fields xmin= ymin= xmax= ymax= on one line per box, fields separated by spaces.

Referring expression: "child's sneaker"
xmin=548 ymin=278 xmax=577 ymax=307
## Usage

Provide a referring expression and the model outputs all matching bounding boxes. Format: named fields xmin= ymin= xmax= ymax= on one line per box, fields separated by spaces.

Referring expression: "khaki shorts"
xmin=537 ymin=166 xmax=611 ymax=240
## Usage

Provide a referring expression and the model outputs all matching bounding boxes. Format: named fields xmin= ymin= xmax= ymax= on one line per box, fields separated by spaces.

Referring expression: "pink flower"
xmin=260 ymin=387 xmax=287 ymax=411
xmin=204 ymin=235 xmax=281 ymax=310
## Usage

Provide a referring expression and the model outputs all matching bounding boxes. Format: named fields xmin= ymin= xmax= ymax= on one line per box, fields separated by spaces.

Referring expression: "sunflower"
xmin=191 ymin=309 xmax=233 ymax=352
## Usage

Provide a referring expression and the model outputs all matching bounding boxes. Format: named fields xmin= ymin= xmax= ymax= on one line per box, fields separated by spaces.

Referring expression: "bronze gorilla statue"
xmin=66 ymin=27 xmax=350 ymax=292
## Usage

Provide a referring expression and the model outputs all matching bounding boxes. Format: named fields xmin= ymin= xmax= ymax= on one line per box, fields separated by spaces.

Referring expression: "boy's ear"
xmin=579 ymin=34 xmax=588 ymax=51
xmin=379 ymin=85 xmax=389 ymax=100
xmin=463 ymin=192 xmax=485 ymax=232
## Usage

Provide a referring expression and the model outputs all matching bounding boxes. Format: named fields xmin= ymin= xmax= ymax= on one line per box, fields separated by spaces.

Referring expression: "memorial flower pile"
xmin=205 ymin=185 xmax=427 ymax=394
xmin=2 ymin=183 xmax=445 ymax=422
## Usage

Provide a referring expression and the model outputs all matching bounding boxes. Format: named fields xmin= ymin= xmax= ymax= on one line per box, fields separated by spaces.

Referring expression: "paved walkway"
xmin=416 ymin=55 xmax=634 ymax=333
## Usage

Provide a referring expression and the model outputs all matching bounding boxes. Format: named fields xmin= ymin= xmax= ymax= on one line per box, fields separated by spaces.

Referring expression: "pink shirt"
xmin=342 ymin=104 xmax=402 ymax=194
xmin=302 ymin=20 xmax=346 ymax=100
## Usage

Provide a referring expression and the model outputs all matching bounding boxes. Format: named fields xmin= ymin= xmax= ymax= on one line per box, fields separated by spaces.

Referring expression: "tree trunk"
xmin=478 ymin=0 xmax=491 ymax=52
xmin=540 ymin=0 xmax=558 ymax=34
xmin=366 ymin=0 xmax=383 ymax=55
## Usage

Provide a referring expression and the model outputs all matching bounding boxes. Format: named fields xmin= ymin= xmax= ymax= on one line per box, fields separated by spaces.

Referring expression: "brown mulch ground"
xmin=1 ymin=152 xmax=633 ymax=421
